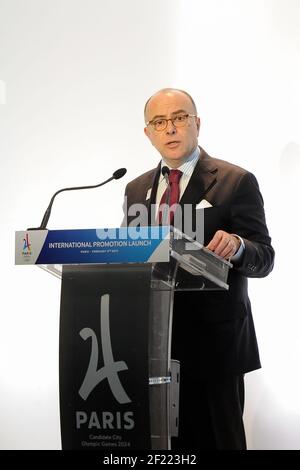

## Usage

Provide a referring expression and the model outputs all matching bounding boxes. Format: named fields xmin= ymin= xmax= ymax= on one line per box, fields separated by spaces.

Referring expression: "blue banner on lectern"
xmin=15 ymin=226 xmax=170 ymax=265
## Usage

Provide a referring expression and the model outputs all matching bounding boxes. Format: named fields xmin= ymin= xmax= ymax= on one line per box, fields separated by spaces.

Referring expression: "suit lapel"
xmin=179 ymin=149 xmax=218 ymax=208
xmin=148 ymin=163 xmax=161 ymax=205
xmin=143 ymin=163 xmax=161 ymax=224
xmin=135 ymin=150 xmax=218 ymax=225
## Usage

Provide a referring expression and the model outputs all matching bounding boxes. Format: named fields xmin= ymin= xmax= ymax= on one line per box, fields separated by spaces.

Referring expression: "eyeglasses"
xmin=146 ymin=113 xmax=197 ymax=132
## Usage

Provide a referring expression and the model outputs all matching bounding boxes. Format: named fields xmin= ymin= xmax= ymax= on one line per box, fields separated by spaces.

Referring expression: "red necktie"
xmin=158 ymin=169 xmax=183 ymax=225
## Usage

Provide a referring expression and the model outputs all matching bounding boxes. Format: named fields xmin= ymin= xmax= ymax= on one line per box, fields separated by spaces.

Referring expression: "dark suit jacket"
xmin=123 ymin=147 xmax=275 ymax=379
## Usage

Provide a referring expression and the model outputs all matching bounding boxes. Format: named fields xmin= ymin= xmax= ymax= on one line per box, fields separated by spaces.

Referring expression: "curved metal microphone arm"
xmin=38 ymin=176 xmax=115 ymax=230
xmin=27 ymin=168 xmax=127 ymax=230
xmin=161 ymin=166 xmax=171 ymax=226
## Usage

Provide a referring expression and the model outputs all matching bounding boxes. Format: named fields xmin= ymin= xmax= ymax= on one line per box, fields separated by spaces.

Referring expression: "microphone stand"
xmin=161 ymin=166 xmax=171 ymax=226
xmin=27 ymin=168 xmax=127 ymax=230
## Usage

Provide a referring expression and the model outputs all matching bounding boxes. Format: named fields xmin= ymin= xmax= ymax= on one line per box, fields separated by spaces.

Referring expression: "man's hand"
xmin=206 ymin=230 xmax=241 ymax=260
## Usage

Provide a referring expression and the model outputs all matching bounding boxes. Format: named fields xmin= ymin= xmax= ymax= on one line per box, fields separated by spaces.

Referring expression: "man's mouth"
xmin=166 ymin=141 xmax=180 ymax=148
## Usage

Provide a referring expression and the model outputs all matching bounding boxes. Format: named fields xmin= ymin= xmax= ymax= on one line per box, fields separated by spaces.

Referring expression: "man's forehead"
xmin=146 ymin=91 xmax=192 ymax=117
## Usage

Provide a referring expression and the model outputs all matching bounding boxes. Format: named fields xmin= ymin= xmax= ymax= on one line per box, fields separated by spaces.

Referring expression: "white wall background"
xmin=0 ymin=0 xmax=299 ymax=449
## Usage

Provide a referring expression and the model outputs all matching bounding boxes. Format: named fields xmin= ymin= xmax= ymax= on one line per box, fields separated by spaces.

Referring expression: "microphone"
xmin=161 ymin=165 xmax=170 ymax=181
xmin=113 ymin=168 xmax=127 ymax=180
xmin=161 ymin=166 xmax=171 ymax=225
xmin=27 ymin=168 xmax=127 ymax=230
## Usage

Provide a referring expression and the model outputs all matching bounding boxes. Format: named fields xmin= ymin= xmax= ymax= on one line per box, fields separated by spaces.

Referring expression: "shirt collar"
xmin=160 ymin=146 xmax=200 ymax=176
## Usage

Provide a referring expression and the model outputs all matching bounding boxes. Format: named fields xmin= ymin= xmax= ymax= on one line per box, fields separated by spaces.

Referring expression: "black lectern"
xmin=15 ymin=227 xmax=231 ymax=450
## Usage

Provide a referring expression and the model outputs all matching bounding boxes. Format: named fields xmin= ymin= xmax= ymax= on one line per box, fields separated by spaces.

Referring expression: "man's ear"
xmin=144 ymin=127 xmax=152 ymax=143
xmin=196 ymin=117 xmax=201 ymax=135
xmin=144 ymin=126 xmax=154 ymax=146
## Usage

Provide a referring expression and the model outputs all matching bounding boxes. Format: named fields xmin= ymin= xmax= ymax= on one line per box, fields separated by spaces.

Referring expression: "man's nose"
xmin=166 ymin=119 xmax=177 ymax=134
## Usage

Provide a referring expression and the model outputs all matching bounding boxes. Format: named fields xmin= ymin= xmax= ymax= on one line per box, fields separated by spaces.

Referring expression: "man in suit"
xmin=122 ymin=88 xmax=274 ymax=450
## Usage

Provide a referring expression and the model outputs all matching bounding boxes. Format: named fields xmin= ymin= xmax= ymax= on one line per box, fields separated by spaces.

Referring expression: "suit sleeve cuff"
xmin=230 ymin=234 xmax=245 ymax=262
